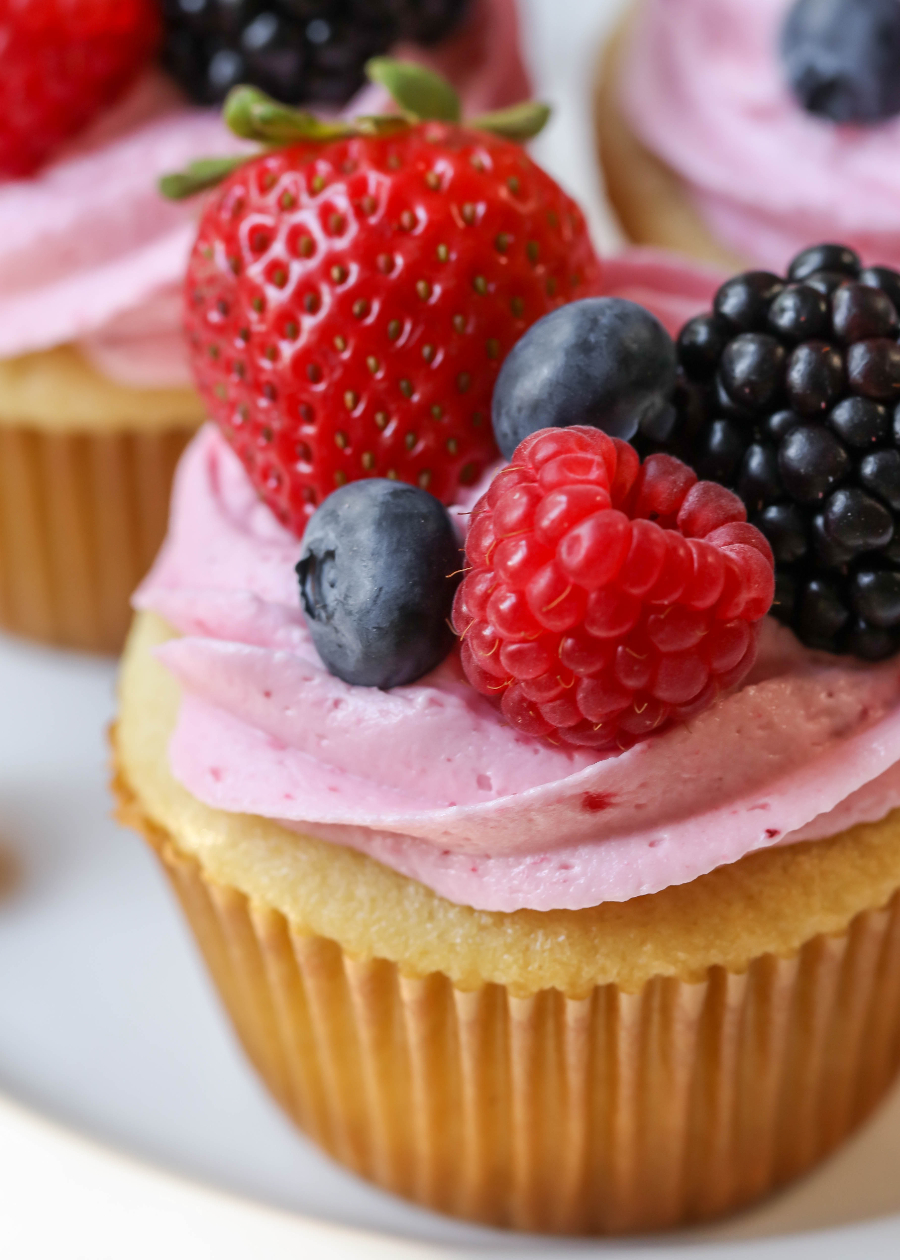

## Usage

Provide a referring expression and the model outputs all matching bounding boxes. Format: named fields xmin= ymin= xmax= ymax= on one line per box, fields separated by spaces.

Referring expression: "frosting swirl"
xmin=620 ymin=0 xmax=900 ymax=271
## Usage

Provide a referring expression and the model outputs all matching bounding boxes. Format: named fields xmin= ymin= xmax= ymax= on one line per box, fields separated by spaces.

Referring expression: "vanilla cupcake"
xmin=114 ymin=238 xmax=900 ymax=1230
xmin=596 ymin=0 xmax=900 ymax=272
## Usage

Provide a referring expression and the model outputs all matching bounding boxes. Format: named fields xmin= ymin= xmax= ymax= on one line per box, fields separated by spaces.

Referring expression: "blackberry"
xmin=161 ymin=0 xmax=471 ymax=107
xmin=648 ymin=243 xmax=900 ymax=659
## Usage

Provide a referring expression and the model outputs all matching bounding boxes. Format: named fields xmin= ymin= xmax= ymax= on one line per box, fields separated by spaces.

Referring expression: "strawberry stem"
xmin=224 ymin=85 xmax=355 ymax=144
xmin=159 ymin=155 xmax=252 ymax=201
xmin=364 ymin=56 xmax=461 ymax=123
xmin=470 ymin=101 xmax=552 ymax=142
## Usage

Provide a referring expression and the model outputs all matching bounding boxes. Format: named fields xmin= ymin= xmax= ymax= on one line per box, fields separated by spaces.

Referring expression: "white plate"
xmin=4 ymin=1 xmax=900 ymax=1254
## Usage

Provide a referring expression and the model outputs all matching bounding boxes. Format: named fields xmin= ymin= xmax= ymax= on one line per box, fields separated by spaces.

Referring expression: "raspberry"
xmin=454 ymin=427 xmax=774 ymax=750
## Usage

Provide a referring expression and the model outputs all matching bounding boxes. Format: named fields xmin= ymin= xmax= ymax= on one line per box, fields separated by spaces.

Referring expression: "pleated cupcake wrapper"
xmin=116 ymin=776 xmax=900 ymax=1235
xmin=0 ymin=424 xmax=195 ymax=653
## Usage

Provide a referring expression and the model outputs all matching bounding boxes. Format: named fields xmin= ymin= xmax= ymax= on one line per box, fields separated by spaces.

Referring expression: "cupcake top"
xmin=619 ymin=0 xmax=900 ymax=271
xmin=0 ymin=0 xmax=527 ymax=388
xmin=135 ymin=61 xmax=900 ymax=915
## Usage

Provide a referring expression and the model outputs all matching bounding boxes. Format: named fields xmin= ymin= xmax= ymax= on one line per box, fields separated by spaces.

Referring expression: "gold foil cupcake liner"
xmin=0 ymin=425 xmax=194 ymax=653
xmin=115 ymin=773 xmax=900 ymax=1234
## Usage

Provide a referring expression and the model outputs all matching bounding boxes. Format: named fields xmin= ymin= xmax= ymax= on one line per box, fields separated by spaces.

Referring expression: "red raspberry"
xmin=453 ymin=427 xmax=775 ymax=750
xmin=0 ymin=0 xmax=160 ymax=178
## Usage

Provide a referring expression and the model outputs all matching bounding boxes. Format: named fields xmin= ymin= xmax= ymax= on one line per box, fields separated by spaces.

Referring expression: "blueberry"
xmin=828 ymin=396 xmax=890 ymax=447
xmin=779 ymin=424 xmax=850 ymax=501
xmin=860 ymin=266 xmax=900 ymax=313
xmin=851 ymin=566 xmax=900 ymax=627
xmin=831 ymin=282 xmax=899 ymax=342
xmin=786 ymin=341 xmax=845 ymax=414
xmin=781 ymin=0 xmax=900 ymax=124
xmin=788 ymin=244 xmax=861 ymax=283
xmin=756 ymin=502 xmax=809 ymax=563
xmin=737 ymin=443 xmax=782 ymax=512
xmin=677 ymin=313 xmax=732 ymax=379
xmin=490 ymin=297 xmax=677 ymax=459
xmin=823 ymin=486 xmax=894 ymax=551
xmin=847 ymin=339 xmax=900 ymax=401
xmin=720 ymin=333 xmax=786 ymax=411
xmin=767 ymin=283 xmax=831 ymax=343
xmin=713 ymin=272 xmax=784 ymax=332
xmin=859 ymin=448 xmax=900 ymax=509
xmin=297 ymin=479 xmax=461 ymax=688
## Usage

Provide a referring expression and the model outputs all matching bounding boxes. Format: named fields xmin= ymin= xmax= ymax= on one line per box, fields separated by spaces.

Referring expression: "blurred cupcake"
xmin=0 ymin=0 xmax=527 ymax=653
xmin=596 ymin=0 xmax=900 ymax=272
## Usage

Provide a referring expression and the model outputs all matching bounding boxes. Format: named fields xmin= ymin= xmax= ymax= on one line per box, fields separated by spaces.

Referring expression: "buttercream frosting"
xmin=619 ymin=0 xmax=900 ymax=271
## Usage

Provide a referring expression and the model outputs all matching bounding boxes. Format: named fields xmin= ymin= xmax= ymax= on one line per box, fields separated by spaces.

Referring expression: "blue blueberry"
xmin=782 ymin=0 xmax=900 ymax=124
xmin=491 ymin=297 xmax=677 ymax=459
xmin=297 ymin=480 xmax=461 ymax=688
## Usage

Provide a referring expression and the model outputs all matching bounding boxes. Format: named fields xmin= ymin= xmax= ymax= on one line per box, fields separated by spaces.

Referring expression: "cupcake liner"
xmin=115 ymin=770 xmax=900 ymax=1234
xmin=0 ymin=424 xmax=194 ymax=653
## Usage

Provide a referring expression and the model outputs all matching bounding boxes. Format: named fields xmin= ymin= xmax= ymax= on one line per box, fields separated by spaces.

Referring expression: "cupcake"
xmin=596 ymin=0 xmax=900 ymax=273
xmin=113 ymin=64 xmax=900 ymax=1232
xmin=0 ymin=0 xmax=526 ymax=653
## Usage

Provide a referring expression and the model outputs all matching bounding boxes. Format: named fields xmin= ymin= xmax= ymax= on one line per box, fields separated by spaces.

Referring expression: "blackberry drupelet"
xmin=648 ymin=244 xmax=900 ymax=659
xmin=161 ymin=0 xmax=471 ymax=106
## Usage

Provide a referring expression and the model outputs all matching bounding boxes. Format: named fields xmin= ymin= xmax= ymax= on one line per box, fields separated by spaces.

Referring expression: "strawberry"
xmin=0 ymin=0 xmax=160 ymax=178
xmin=171 ymin=64 xmax=603 ymax=536
xmin=454 ymin=426 xmax=775 ymax=750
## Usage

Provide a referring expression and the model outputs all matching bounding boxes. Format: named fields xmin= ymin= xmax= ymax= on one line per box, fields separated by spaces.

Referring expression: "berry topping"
xmin=171 ymin=65 xmax=601 ymax=536
xmin=652 ymin=244 xmax=900 ymax=659
xmin=782 ymin=0 xmax=900 ymax=124
xmin=490 ymin=298 xmax=677 ymax=459
xmin=453 ymin=427 xmax=773 ymax=750
xmin=162 ymin=0 xmax=471 ymax=106
xmin=297 ymin=478 xmax=460 ymax=687
xmin=0 ymin=0 xmax=160 ymax=178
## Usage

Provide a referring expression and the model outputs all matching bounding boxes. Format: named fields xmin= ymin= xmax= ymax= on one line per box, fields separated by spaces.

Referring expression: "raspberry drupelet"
xmin=454 ymin=426 xmax=775 ymax=749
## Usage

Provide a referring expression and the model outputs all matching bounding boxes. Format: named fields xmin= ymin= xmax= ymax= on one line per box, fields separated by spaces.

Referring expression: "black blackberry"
xmin=161 ymin=0 xmax=471 ymax=107
xmin=649 ymin=243 xmax=900 ymax=660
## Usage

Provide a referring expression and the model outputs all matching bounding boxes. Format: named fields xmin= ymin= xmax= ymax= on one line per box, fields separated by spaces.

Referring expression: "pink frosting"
xmin=0 ymin=0 xmax=529 ymax=388
xmin=620 ymin=0 xmax=900 ymax=272
xmin=134 ymin=247 xmax=900 ymax=913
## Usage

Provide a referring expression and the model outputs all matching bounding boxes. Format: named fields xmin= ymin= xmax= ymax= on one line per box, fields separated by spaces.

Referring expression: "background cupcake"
xmin=0 ymin=0 xmax=527 ymax=653
xmin=596 ymin=0 xmax=900 ymax=272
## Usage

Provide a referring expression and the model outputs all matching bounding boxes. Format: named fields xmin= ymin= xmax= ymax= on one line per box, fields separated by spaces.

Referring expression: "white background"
xmin=4 ymin=0 xmax=900 ymax=1255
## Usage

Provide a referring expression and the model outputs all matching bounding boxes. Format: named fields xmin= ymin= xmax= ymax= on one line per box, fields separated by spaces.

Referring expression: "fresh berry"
xmin=652 ymin=244 xmax=900 ymax=660
xmin=162 ymin=0 xmax=471 ymax=106
xmin=489 ymin=298 xmax=677 ymax=459
xmin=0 ymin=0 xmax=160 ymax=178
xmin=453 ymin=427 xmax=773 ymax=750
xmin=180 ymin=75 xmax=602 ymax=536
xmin=781 ymin=0 xmax=900 ymax=124
xmin=297 ymin=478 xmax=460 ymax=687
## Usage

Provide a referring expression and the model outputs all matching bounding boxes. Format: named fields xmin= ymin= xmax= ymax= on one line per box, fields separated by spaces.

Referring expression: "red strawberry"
xmin=0 ymin=0 xmax=160 ymax=178
xmin=181 ymin=89 xmax=602 ymax=536
xmin=454 ymin=426 xmax=775 ymax=750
